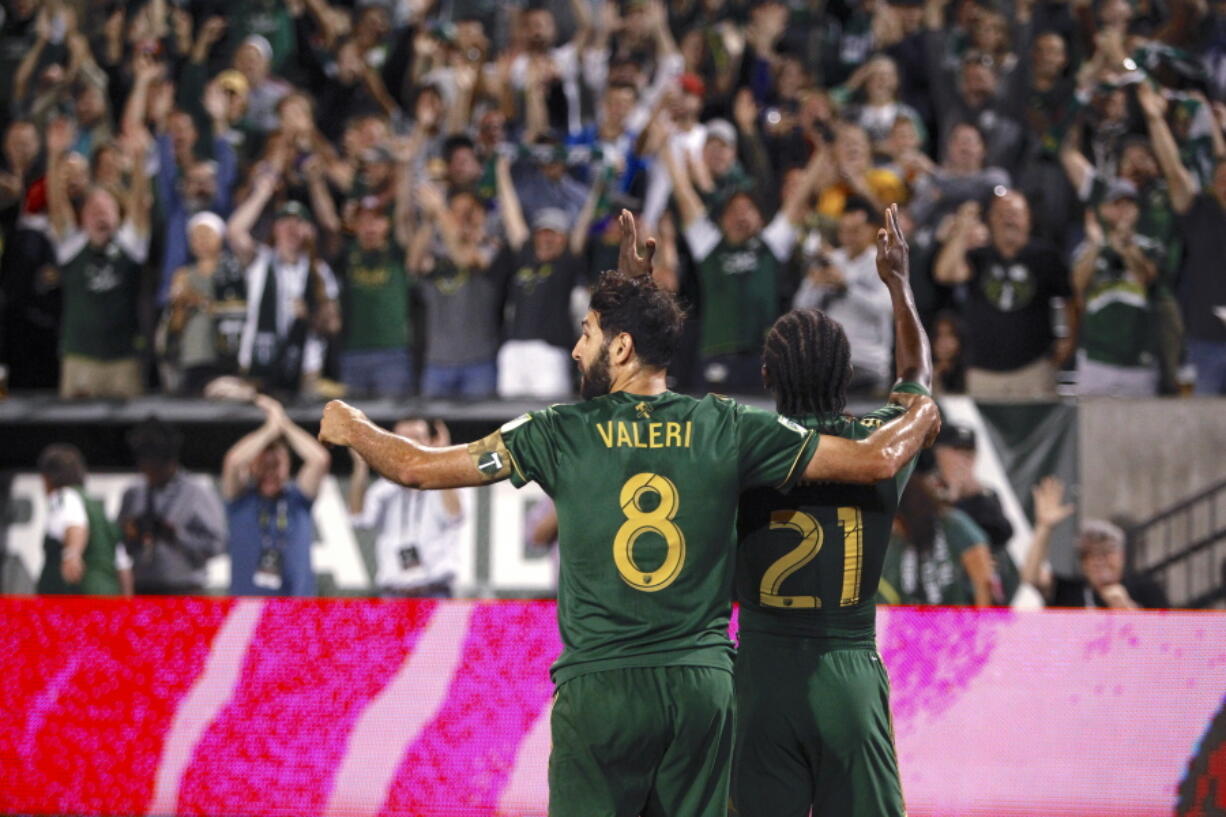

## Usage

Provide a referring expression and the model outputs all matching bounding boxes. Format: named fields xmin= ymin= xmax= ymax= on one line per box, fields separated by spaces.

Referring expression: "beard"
xmin=578 ymin=344 xmax=613 ymax=401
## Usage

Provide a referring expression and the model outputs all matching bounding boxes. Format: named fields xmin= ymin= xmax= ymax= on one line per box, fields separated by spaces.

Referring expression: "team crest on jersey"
xmin=634 ymin=401 xmax=652 ymax=419
xmin=777 ymin=416 xmax=807 ymax=435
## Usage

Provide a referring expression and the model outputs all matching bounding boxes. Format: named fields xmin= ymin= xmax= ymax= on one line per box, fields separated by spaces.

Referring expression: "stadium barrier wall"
xmin=0 ymin=598 xmax=1222 ymax=817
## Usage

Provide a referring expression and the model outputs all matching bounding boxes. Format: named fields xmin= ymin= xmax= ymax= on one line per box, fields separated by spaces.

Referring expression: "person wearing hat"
xmin=228 ymin=170 xmax=339 ymax=396
xmin=118 ymin=418 xmax=227 ymax=596
xmin=495 ymin=154 xmax=590 ymax=398
xmin=511 ymin=131 xmax=589 ymax=225
xmin=662 ymin=133 xmax=824 ymax=392
xmin=335 ymin=196 xmax=413 ymax=398
xmin=1071 ymin=177 xmax=1161 ymax=396
xmin=232 ymin=33 xmax=291 ymax=133
xmin=160 ymin=212 xmax=248 ymax=394
xmin=932 ymin=422 xmax=1019 ymax=603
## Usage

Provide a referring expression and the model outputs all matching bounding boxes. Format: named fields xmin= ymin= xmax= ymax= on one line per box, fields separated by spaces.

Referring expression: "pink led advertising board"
xmin=0 ymin=598 xmax=1222 ymax=816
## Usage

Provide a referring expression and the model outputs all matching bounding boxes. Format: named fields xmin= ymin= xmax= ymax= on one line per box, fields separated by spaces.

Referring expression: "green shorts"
xmin=731 ymin=637 xmax=904 ymax=817
xmin=549 ymin=664 xmax=734 ymax=817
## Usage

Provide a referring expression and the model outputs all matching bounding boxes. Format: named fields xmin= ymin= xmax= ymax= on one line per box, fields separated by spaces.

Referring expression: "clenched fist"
xmin=319 ymin=400 xmax=367 ymax=448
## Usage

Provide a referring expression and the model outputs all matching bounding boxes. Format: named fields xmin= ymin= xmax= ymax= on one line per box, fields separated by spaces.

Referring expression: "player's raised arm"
xmin=319 ymin=401 xmax=513 ymax=489
xmin=803 ymin=392 xmax=940 ymax=484
xmin=876 ymin=203 xmax=932 ymax=390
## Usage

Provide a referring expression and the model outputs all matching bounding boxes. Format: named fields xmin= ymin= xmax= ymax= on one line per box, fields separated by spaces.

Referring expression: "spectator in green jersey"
xmin=46 ymin=117 xmax=152 ymax=399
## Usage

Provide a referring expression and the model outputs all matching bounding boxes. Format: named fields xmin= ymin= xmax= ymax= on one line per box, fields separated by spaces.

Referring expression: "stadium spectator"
xmin=222 ymin=395 xmax=330 ymax=598
xmin=0 ymin=0 xmax=1220 ymax=406
xmin=228 ymin=168 xmax=340 ymax=398
xmin=159 ymin=213 xmax=248 ymax=395
xmin=665 ymin=136 xmax=822 ymax=392
xmin=36 ymin=443 xmax=131 ymax=597
xmin=118 ymin=418 xmax=227 ymax=596
xmin=348 ymin=419 xmax=463 ymax=598
xmin=122 ymin=52 xmax=238 ymax=303
xmin=411 ymin=183 xmax=501 ymax=399
xmin=495 ymin=155 xmax=591 ymax=399
xmin=932 ymin=423 xmax=1018 ymax=604
xmin=1139 ymin=81 xmax=1226 ymax=395
xmin=1072 ymin=180 xmax=1161 ymax=396
xmin=880 ymin=468 xmax=996 ymax=606
xmin=815 ymin=121 xmax=907 ymax=218
xmin=934 ymin=190 xmax=1074 ymax=400
xmin=511 ymin=131 xmax=590 ymax=224
xmin=1022 ymin=476 xmax=1170 ymax=609
xmin=907 ymin=122 xmax=1011 ymax=234
xmin=931 ymin=310 xmax=968 ymax=395
xmin=792 ymin=198 xmax=894 ymax=395
xmin=47 ymin=118 xmax=152 ymax=399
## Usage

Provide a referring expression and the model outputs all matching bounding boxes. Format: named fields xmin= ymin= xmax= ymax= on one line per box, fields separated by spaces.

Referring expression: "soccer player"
xmin=317 ymin=210 xmax=940 ymax=817
xmin=731 ymin=203 xmax=929 ymax=817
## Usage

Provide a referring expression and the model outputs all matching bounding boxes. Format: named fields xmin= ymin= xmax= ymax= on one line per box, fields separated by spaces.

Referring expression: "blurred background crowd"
xmin=0 ymin=0 xmax=1225 ymax=403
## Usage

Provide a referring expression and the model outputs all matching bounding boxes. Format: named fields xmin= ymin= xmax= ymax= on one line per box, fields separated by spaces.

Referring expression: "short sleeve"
xmin=116 ymin=220 xmax=150 ymax=264
xmin=684 ymin=217 xmax=722 ymax=262
xmin=943 ymin=509 xmax=989 ymax=559
xmin=54 ymin=229 xmax=89 ymax=266
xmin=761 ymin=213 xmax=798 ymax=261
xmin=47 ymin=489 xmax=89 ymax=540
xmin=499 ymin=409 xmax=561 ymax=493
xmin=735 ymin=403 xmax=819 ymax=491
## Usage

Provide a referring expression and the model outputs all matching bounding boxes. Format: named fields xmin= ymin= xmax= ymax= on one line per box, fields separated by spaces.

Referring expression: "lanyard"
xmin=258 ymin=497 xmax=290 ymax=552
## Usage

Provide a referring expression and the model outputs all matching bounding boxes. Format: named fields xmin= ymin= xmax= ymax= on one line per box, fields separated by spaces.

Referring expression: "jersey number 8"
xmin=613 ymin=473 xmax=686 ymax=592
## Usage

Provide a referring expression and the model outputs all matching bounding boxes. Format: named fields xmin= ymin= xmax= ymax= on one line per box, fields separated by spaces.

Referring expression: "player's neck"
xmin=609 ymin=366 xmax=668 ymax=397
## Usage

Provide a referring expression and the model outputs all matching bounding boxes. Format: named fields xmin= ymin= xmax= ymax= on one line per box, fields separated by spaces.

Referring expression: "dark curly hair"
xmin=588 ymin=269 xmax=686 ymax=369
xmin=762 ymin=308 xmax=853 ymax=417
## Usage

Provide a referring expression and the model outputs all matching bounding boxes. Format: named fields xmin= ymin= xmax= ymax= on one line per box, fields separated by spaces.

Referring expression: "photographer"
xmin=118 ymin=418 xmax=227 ymax=595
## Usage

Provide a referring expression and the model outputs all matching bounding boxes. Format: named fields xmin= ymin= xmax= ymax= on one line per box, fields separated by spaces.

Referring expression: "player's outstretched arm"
xmin=876 ymin=203 xmax=932 ymax=390
xmin=319 ymin=401 xmax=513 ymax=489
xmin=802 ymin=392 xmax=940 ymax=484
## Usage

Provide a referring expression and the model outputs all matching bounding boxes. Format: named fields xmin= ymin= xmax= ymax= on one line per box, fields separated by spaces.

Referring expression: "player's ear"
xmin=611 ymin=331 xmax=634 ymax=365
xmin=761 ymin=364 xmax=771 ymax=390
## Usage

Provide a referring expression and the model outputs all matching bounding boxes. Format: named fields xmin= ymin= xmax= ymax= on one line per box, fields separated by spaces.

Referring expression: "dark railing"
xmin=1126 ymin=479 xmax=1226 ymax=609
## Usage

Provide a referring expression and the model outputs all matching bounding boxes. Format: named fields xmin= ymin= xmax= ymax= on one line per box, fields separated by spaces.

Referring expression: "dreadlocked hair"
xmin=589 ymin=268 xmax=685 ymax=368
xmin=762 ymin=308 xmax=853 ymax=418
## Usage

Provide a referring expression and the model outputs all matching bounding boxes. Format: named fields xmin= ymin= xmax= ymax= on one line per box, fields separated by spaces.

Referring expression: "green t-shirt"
xmin=56 ymin=224 xmax=148 ymax=360
xmin=500 ymin=391 xmax=819 ymax=684
xmin=1080 ymin=242 xmax=1157 ymax=368
xmin=878 ymin=508 xmax=988 ymax=606
xmin=685 ymin=216 xmax=794 ymax=358
xmin=735 ymin=382 xmax=929 ymax=645
xmin=341 ymin=241 xmax=411 ymax=351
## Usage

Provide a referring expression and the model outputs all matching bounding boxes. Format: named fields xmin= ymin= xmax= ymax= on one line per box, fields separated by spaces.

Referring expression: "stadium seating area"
xmin=1 ymin=0 xmax=1225 ymax=403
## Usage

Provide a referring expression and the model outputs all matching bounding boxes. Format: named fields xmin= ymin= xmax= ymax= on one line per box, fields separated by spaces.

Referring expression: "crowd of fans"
xmin=0 ymin=0 xmax=1224 ymax=402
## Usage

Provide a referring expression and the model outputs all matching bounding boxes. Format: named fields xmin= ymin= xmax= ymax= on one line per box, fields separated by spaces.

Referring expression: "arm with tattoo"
xmin=319 ymin=400 xmax=511 ymax=489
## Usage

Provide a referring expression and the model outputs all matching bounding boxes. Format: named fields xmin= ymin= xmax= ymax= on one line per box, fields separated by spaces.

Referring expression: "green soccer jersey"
xmin=734 ymin=382 xmax=929 ymax=645
xmin=341 ymin=242 xmax=411 ymax=351
xmin=56 ymin=224 xmax=147 ymax=360
xmin=500 ymin=391 xmax=819 ymax=684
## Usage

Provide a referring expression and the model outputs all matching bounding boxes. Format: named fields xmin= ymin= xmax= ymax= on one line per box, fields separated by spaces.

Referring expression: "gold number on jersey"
xmin=613 ymin=473 xmax=686 ymax=592
xmin=837 ymin=506 xmax=864 ymax=606
xmin=761 ymin=510 xmax=824 ymax=609
xmin=760 ymin=506 xmax=864 ymax=609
